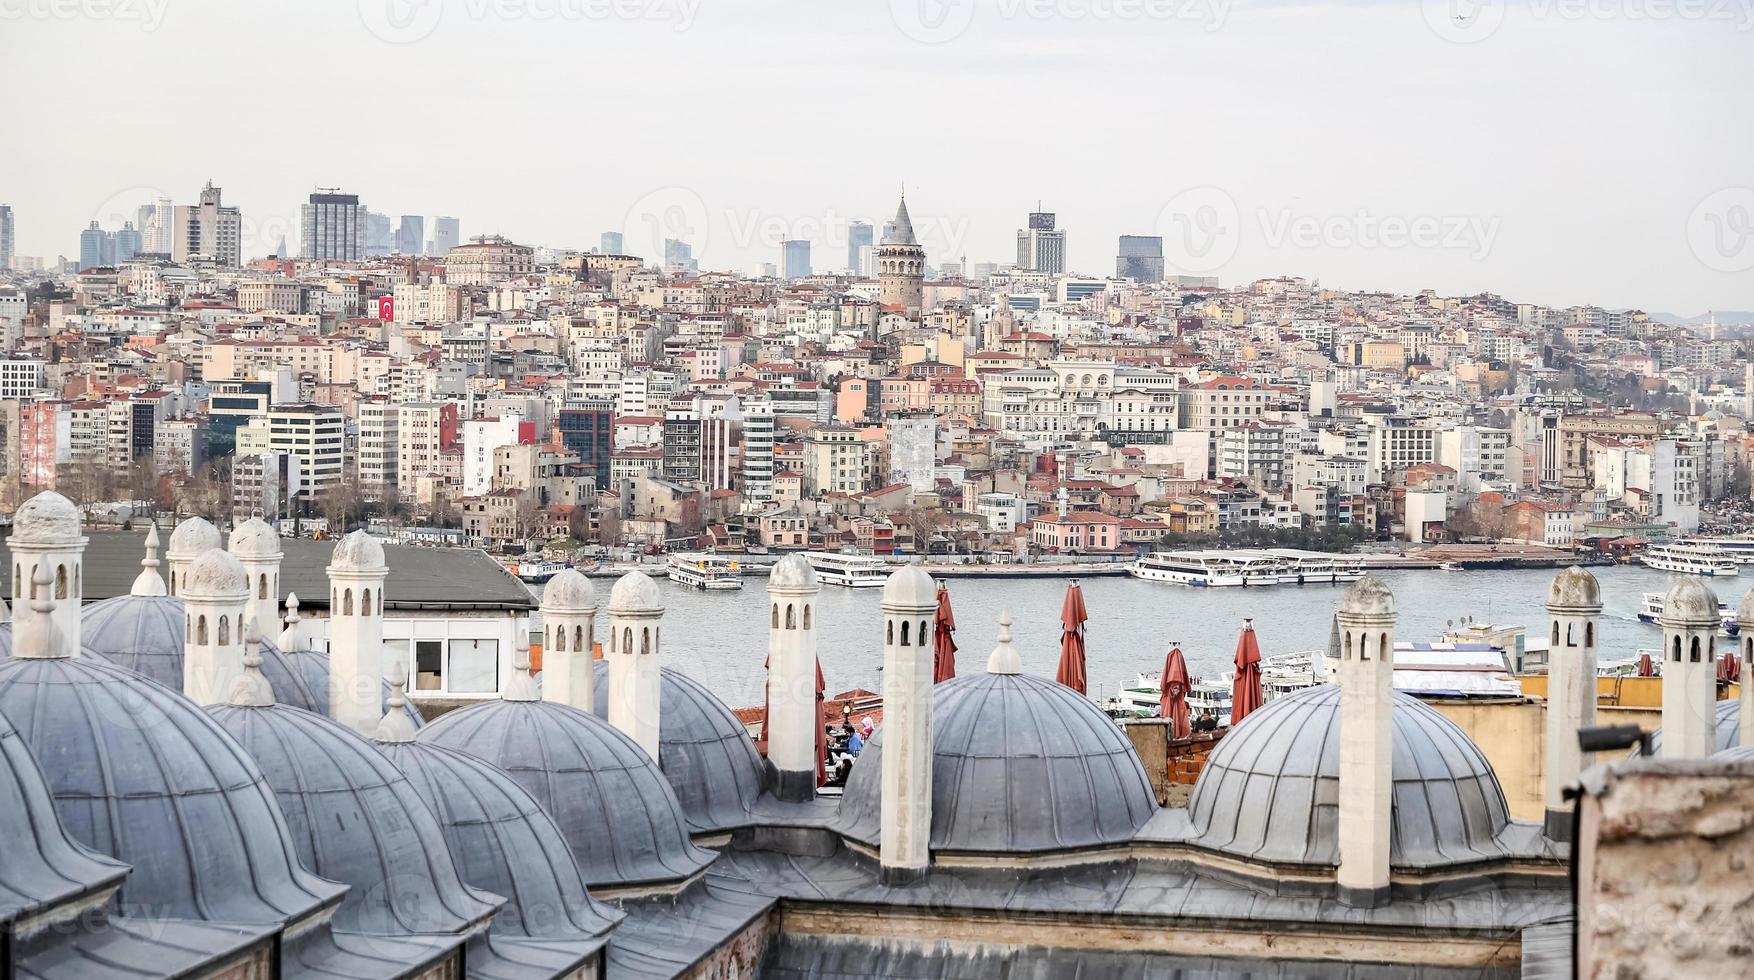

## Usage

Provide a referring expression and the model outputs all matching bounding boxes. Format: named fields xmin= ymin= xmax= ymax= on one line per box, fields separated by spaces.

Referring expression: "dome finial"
xmin=130 ymin=522 xmax=168 ymax=596
xmin=13 ymin=564 xmax=68 ymax=660
xmin=986 ymin=608 xmax=1021 ymax=674
xmin=227 ymin=615 xmax=276 ymax=707
xmin=504 ymin=630 xmax=538 ymax=702
xmin=373 ymin=660 xmax=418 ymax=743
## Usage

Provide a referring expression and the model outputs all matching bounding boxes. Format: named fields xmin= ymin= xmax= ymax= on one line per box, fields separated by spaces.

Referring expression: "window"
xmin=448 ymin=639 xmax=499 ymax=694
xmin=410 ymin=640 xmax=443 ymax=691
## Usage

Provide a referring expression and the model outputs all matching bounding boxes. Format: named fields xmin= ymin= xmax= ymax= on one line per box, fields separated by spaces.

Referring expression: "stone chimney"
xmin=228 ymin=517 xmax=284 ymax=636
xmin=1335 ymin=575 xmax=1396 ymax=909
xmin=606 ymin=571 xmax=663 ymax=760
xmin=326 ymin=531 xmax=389 ymax=734
xmin=539 ymin=569 xmax=598 ymax=712
xmin=165 ymin=516 xmax=220 ymax=598
xmin=181 ymin=548 xmax=250 ymax=706
xmin=766 ymin=554 xmax=821 ymax=800
xmin=1543 ymin=567 xmax=1601 ymax=840
xmin=879 ymin=565 xmax=937 ymax=883
xmin=1659 ymin=577 xmax=1720 ymax=758
xmin=9 ymin=491 xmax=88 ymax=656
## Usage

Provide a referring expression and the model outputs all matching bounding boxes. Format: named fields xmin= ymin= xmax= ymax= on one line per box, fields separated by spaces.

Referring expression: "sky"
xmin=2 ymin=0 xmax=1751 ymax=314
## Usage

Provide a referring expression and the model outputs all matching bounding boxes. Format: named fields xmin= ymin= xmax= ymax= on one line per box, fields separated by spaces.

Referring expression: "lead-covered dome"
xmin=329 ymin=530 xmax=385 ymax=571
xmin=184 ymin=548 xmax=248 ymax=597
xmin=589 ymin=660 xmax=764 ymax=834
xmin=541 ymin=568 xmax=596 ymax=612
xmin=11 ymin=491 xmax=82 ymax=545
xmin=1340 ymin=575 xmax=1395 ymax=617
xmin=417 ymin=698 xmax=715 ymax=892
xmin=832 ymin=672 xmax=1157 ymax=855
xmin=228 ymin=518 xmax=282 ymax=558
xmin=1662 ymin=576 xmax=1720 ymax=625
xmin=1548 ymin=566 xmax=1601 ymax=608
xmin=1186 ymin=686 xmax=1513 ymax=869
xmin=166 ymin=516 xmax=221 ymax=557
xmin=881 ymin=565 xmax=935 ymax=608
xmin=1638 ymin=699 xmax=1739 ymax=756
xmin=208 ymin=698 xmax=499 ymax=936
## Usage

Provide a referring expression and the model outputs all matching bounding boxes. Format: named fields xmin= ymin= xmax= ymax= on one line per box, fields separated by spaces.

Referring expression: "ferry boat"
xmin=802 ymin=551 xmax=889 ymax=588
xmin=503 ymin=559 xmax=568 ymax=584
xmin=666 ymin=553 xmax=743 ymax=591
xmin=1679 ymin=536 xmax=1754 ymax=564
xmin=1262 ymin=549 xmax=1365 ymax=584
xmin=1130 ymin=550 xmax=1292 ymax=587
xmin=1102 ymin=673 xmax=1235 ymax=719
xmin=1636 ymin=592 xmax=1738 ymax=634
xmin=1637 ymin=542 xmax=1739 ymax=577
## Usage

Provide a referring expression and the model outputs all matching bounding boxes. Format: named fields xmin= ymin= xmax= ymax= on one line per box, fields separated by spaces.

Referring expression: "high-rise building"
xmin=395 ymin=215 xmax=425 ymax=255
xmin=782 ymin=239 xmax=812 ymax=279
xmin=397 ymin=402 xmax=460 ymax=486
xmin=300 ymin=190 xmax=365 ymax=261
xmin=138 ymin=197 xmax=172 ymax=254
xmin=557 ymin=403 xmax=614 ymax=489
xmin=1115 ymin=235 xmax=1165 ymax=283
xmin=664 ymin=238 xmax=698 ymax=277
xmin=356 ymin=401 xmax=400 ymax=501
xmin=0 ymin=204 xmax=12 ymax=269
xmin=1016 ymin=207 xmax=1066 ymax=273
xmin=78 ymin=222 xmax=112 ymax=270
xmin=364 ymin=210 xmax=393 ymax=256
xmin=740 ymin=398 xmax=775 ymax=503
xmin=429 ymin=216 xmax=461 ymax=254
xmin=877 ymin=191 xmax=925 ymax=318
xmin=113 ymin=222 xmax=141 ymax=264
xmin=600 ymin=231 xmax=624 ymax=255
xmin=171 ymin=182 xmax=242 ymax=266
xmin=847 ymin=221 xmax=873 ymax=273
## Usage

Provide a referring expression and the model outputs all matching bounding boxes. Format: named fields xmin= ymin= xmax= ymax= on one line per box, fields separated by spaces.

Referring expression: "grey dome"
xmin=1186 ymin=685 xmax=1513 ymax=870
xmin=0 ymin=656 xmax=344 ymax=924
xmin=1340 ymin=575 xmax=1394 ymax=617
xmin=167 ymin=516 xmax=221 ymax=557
xmin=184 ymin=548 xmax=248 ymax=597
xmin=768 ymin=554 xmax=817 ymax=591
xmin=1738 ymin=589 xmax=1754 ymax=627
xmin=541 ymin=569 xmax=596 ymax=612
xmin=1662 ymin=576 xmax=1719 ymax=625
xmin=832 ymin=672 xmax=1157 ymax=855
xmin=329 ymin=530 xmax=386 ymax=571
xmin=208 ymin=700 xmax=500 ymax=936
xmin=416 ymin=699 xmax=715 ymax=891
xmin=228 ymin=518 xmax=282 ymax=558
xmin=589 ymin=660 xmax=764 ymax=834
xmin=608 ymin=570 xmax=661 ymax=613
xmin=11 ymin=491 xmax=82 ymax=545
xmin=1548 ymin=566 xmax=1601 ymax=608
xmin=379 ymin=739 xmax=621 ymax=938
xmin=881 ymin=566 xmax=935 ymax=608
xmin=1638 ymin=699 xmax=1739 ymax=756
xmin=77 ymin=594 xmax=422 ymax=728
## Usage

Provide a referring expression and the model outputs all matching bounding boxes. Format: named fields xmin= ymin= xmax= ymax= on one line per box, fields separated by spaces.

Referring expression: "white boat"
xmin=1101 ymin=672 xmax=1236 ymax=720
xmin=1131 ymin=550 xmax=1292 ymax=587
xmin=1679 ymin=536 xmax=1754 ymax=564
xmin=1637 ymin=542 xmax=1739 ymax=577
xmin=1263 ymin=549 xmax=1366 ymax=584
xmin=503 ymin=559 xmax=567 ymax=583
xmin=803 ymin=551 xmax=889 ymax=588
xmin=1636 ymin=592 xmax=1738 ymax=634
xmin=666 ymin=552 xmax=744 ymax=591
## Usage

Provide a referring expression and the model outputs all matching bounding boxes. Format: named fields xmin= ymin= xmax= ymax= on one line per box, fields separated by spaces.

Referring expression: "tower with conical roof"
xmin=877 ymin=189 xmax=925 ymax=320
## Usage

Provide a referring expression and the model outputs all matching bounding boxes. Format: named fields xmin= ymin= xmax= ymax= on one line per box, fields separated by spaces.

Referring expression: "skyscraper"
xmin=171 ymin=182 xmax=242 ymax=266
xmin=138 ymin=197 xmax=172 ymax=254
xmin=877 ymin=191 xmax=925 ymax=318
xmin=782 ymin=239 xmax=812 ymax=279
xmin=1115 ymin=235 xmax=1165 ymax=283
xmin=429 ymin=216 xmax=461 ymax=255
xmin=664 ymin=238 xmax=698 ymax=276
xmin=78 ymin=222 xmax=112 ymax=270
xmin=395 ymin=215 xmax=425 ymax=255
xmin=0 ymin=205 xmax=14 ymax=269
xmin=600 ymin=231 xmax=624 ymax=255
xmin=1016 ymin=207 xmax=1066 ymax=273
xmin=847 ymin=221 xmax=873 ymax=273
xmin=300 ymin=190 xmax=365 ymax=261
xmin=364 ymin=211 xmax=393 ymax=256
xmin=113 ymin=221 xmax=141 ymax=264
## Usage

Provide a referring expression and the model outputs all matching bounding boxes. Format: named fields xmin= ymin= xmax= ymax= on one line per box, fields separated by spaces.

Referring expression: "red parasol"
xmin=1230 ymin=620 xmax=1263 ymax=726
xmin=933 ymin=584 xmax=958 ymax=683
xmin=1637 ymin=651 xmax=1654 ymax=677
xmin=1718 ymin=651 xmax=1741 ymax=684
xmin=1054 ymin=581 xmax=1089 ymax=694
xmin=1159 ymin=645 xmax=1192 ymax=738
xmin=815 ymin=658 xmax=828 ymax=787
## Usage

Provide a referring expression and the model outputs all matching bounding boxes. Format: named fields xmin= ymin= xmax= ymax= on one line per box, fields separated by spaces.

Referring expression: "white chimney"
xmin=165 ymin=516 xmax=220 ymax=598
xmin=765 ymin=554 xmax=821 ymax=799
xmin=606 ymin=571 xmax=663 ymax=760
xmin=1335 ymin=575 xmax=1396 ymax=909
xmin=326 ymin=531 xmax=389 ymax=734
xmin=539 ymin=569 xmax=598 ymax=712
xmin=181 ymin=548 xmax=251 ymax=705
xmin=1659 ymin=577 xmax=1720 ymax=758
xmin=9 ymin=491 xmax=88 ymax=656
xmin=1543 ymin=567 xmax=1601 ymax=841
xmin=228 ymin=517 xmax=284 ymax=637
xmin=879 ymin=565 xmax=937 ymax=883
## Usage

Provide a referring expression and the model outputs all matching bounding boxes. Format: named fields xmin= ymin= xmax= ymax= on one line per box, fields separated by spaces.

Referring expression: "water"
xmin=538 ymin=565 xmax=1747 ymax=710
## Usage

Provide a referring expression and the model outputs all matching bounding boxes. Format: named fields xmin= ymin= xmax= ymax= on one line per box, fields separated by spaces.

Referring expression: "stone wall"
xmin=1120 ymin=717 xmax=1224 ymax=806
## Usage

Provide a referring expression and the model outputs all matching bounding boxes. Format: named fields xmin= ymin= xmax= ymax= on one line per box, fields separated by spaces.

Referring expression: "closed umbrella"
xmin=1230 ymin=620 xmax=1264 ymax=726
xmin=815 ymin=658 xmax=828 ymax=788
xmin=1159 ymin=645 xmax=1192 ymax=738
xmin=1718 ymin=650 xmax=1740 ymax=684
xmin=933 ymin=584 xmax=958 ymax=683
xmin=1054 ymin=581 xmax=1089 ymax=695
xmin=1637 ymin=651 xmax=1654 ymax=677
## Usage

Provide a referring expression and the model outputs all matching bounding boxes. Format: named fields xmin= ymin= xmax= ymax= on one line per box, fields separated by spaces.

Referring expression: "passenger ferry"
xmin=1636 ymin=592 xmax=1738 ymax=634
xmin=665 ymin=553 xmax=743 ymax=591
xmin=1262 ymin=549 xmax=1365 ymax=584
xmin=1637 ymin=542 xmax=1739 ymax=577
xmin=502 ymin=558 xmax=568 ymax=584
xmin=802 ymin=551 xmax=890 ymax=588
xmin=1102 ymin=673 xmax=1235 ymax=719
xmin=1130 ymin=550 xmax=1292 ymax=587
xmin=1679 ymin=536 xmax=1754 ymax=564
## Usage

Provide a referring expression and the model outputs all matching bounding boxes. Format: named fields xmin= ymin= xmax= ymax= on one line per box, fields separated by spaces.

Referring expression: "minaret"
xmin=606 ymin=571 xmax=663 ymax=760
xmin=539 ymin=569 xmax=598 ymax=712
xmin=877 ymin=190 xmax=925 ymax=320
xmin=879 ymin=565 xmax=937 ymax=883
xmin=181 ymin=548 xmax=250 ymax=706
xmin=228 ymin=517 xmax=284 ymax=635
xmin=130 ymin=523 xmax=168 ymax=596
xmin=766 ymin=554 xmax=821 ymax=800
xmin=8 ymin=491 xmax=88 ymax=656
xmin=1739 ymin=591 xmax=1754 ymax=749
xmin=1659 ymin=577 xmax=1720 ymax=758
xmin=277 ymin=592 xmax=305 ymax=652
xmin=327 ymin=530 xmax=389 ymax=735
xmin=1543 ymin=567 xmax=1601 ymax=840
xmin=372 ymin=661 xmax=419 ymax=744
xmin=986 ymin=608 xmax=1021 ymax=673
xmin=1335 ymin=575 xmax=1396 ymax=909
xmin=165 ymin=516 xmax=220 ymax=597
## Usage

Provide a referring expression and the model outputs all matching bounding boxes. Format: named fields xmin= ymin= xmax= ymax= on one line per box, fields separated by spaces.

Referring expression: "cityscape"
xmin=0 ymin=3 xmax=1751 ymax=979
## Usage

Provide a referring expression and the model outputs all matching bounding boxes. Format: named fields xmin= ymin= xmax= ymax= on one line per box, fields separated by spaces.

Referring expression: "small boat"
xmin=504 ymin=559 xmax=567 ymax=583
xmin=666 ymin=552 xmax=743 ymax=591
xmin=803 ymin=551 xmax=889 ymax=588
xmin=1438 ymin=562 xmax=1464 ymax=572
xmin=1638 ymin=542 xmax=1739 ymax=577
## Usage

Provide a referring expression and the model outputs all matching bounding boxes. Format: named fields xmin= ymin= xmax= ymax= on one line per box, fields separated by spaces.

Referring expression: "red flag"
xmin=1159 ymin=645 xmax=1192 ymax=738
xmin=1054 ymin=581 xmax=1089 ymax=695
xmin=1229 ymin=620 xmax=1263 ymax=726
xmin=933 ymin=584 xmax=958 ymax=684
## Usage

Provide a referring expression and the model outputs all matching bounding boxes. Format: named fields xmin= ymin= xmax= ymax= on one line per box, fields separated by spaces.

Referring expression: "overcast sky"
xmin=3 ymin=0 xmax=1751 ymax=313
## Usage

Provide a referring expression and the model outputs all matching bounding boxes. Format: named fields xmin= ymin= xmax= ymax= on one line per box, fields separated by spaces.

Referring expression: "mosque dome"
xmin=608 ymin=570 xmax=661 ymax=613
xmin=768 ymin=554 xmax=817 ymax=591
xmin=1548 ymin=566 xmax=1601 ymax=608
xmin=183 ymin=549 xmax=248 ymax=597
xmin=379 ymin=738 xmax=621 ymax=939
xmin=541 ymin=569 xmax=596 ymax=612
xmin=1340 ymin=575 xmax=1395 ymax=618
xmin=328 ymin=530 xmax=386 ymax=571
xmin=832 ymin=672 xmax=1157 ymax=855
xmin=1713 ymin=740 xmax=1754 ymax=761
xmin=1662 ymin=577 xmax=1720 ymax=625
xmin=1185 ymin=686 xmax=1513 ymax=869
xmin=227 ymin=518 xmax=282 ymax=558
xmin=881 ymin=566 xmax=935 ymax=608
xmin=0 ymin=651 xmax=343 ymax=924
xmin=417 ymin=698 xmax=715 ymax=891
xmin=589 ymin=660 xmax=764 ymax=834
xmin=208 ymin=692 xmax=499 ymax=936
xmin=1638 ymin=700 xmax=1739 ymax=756
xmin=166 ymin=516 xmax=221 ymax=557
xmin=11 ymin=491 xmax=82 ymax=546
